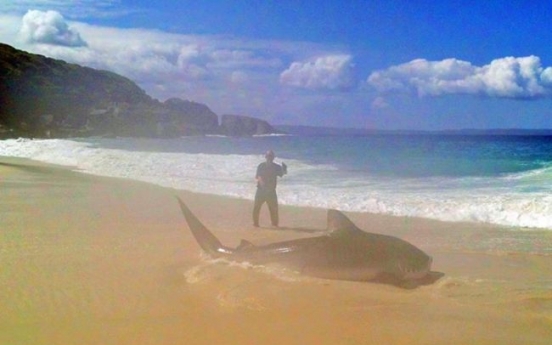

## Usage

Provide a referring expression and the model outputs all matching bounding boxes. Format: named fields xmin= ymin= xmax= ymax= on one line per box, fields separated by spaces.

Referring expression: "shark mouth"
xmin=398 ymin=257 xmax=433 ymax=280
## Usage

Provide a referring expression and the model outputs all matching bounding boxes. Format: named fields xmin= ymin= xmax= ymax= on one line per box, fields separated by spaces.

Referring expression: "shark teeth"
xmin=398 ymin=256 xmax=432 ymax=279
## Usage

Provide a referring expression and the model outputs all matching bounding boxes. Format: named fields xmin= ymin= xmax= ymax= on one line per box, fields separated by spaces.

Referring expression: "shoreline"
xmin=2 ymin=155 xmax=550 ymax=254
xmin=2 ymin=135 xmax=550 ymax=230
xmin=2 ymin=156 xmax=551 ymax=344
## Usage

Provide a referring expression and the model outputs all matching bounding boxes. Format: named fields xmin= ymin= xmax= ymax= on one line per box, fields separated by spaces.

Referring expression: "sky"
xmin=1 ymin=0 xmax=552 ymax=130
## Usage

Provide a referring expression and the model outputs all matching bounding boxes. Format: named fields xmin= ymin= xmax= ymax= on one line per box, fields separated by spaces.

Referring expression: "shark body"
xmin=177 ymin=197 xmax=437 ymax=287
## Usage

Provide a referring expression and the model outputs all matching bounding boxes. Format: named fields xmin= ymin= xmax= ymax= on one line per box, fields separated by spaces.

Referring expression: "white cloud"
xmin=209 ymin=49 xmax=281 ymax=69
xmin=230 ymin=71 xmax=249 ymax=84
xmin=19 ymin=10 xmax=87 ymax=46
xmin=368 ymin=56 xmax=552 ymax=99
xmin=0 ymin=14 xmax=21 ymax=43
xmin=280 ymin=54 xmax=356 ymax=90
xmin=371 ymin=96 xmax=389 ymax=110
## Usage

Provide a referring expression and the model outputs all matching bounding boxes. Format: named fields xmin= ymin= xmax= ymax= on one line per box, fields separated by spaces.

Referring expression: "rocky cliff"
xmin=0 ymin=43 xmax=281 ymax=138
xmin=219 ymin=114 xmax=284 ymax=136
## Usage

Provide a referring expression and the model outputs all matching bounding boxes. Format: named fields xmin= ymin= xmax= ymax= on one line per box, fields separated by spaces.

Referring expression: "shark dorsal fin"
xmin=237 ymin=239 xmax=255 ymax=251
xmin=327 ymin=209 xmax=361 ymax=235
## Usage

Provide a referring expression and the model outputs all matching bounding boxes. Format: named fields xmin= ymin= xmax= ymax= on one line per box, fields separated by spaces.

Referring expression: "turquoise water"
xmin=96 ymin=133 xmax=552 ymax=179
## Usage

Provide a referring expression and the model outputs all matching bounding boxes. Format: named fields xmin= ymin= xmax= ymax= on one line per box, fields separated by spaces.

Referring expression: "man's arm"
xmin=281 ymin=162 xmax=287 ymax=176
xmin=256 ymin=163 xmax=265 ymax=186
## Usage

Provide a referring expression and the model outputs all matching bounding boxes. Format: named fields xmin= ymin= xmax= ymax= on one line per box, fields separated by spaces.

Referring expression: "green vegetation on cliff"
xmin=1 ymin=43 xmax=155 ymax=136
xmin=0 ymin=43 xmax=216 ymax=137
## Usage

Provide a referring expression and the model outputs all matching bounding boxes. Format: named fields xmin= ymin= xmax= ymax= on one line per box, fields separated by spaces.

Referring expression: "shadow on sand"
xmin=257 ymin=225 xmax=327 ymax=234
xmin=0 ymin=161 xmax=54 ymax=174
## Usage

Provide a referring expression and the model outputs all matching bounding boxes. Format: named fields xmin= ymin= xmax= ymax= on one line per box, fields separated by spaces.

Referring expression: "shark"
xmin=177 ymin=197 xmax=440 ymax=288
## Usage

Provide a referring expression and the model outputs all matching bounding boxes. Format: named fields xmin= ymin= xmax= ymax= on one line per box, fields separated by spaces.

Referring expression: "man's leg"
xmin=252 ymin=188 xmax=265 ymax=227
xmin=266 ymin=190 xmax=279 ymax=227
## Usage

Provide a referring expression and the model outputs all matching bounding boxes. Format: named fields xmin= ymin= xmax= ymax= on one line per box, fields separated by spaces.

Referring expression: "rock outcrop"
xmin=159 ymin=98 xmax=219 ymax=136
xmin=219 ymin=114 xmax=284 ymax=136
xmin=0 ymin=43 xmax=281 ymax=138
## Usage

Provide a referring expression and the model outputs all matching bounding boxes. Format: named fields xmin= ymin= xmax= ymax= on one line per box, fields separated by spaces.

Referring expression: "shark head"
xmin=325 ymin=208 xmax=433 ymax=281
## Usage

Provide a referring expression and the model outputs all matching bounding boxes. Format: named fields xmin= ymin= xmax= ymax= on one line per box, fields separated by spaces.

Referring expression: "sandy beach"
xmin=1 ymin=157 xmax=551 ymax=345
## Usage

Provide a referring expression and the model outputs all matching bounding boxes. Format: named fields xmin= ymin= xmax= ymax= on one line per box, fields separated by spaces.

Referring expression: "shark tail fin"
xmin=327 ymin=209 xmax=360 ymax=233
xmin=176 ymin=197 xmax=232 ymax=256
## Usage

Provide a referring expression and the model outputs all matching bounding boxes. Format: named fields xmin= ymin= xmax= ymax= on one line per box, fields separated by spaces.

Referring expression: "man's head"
xmin=265 ymin=150 xmax=275 ymax=162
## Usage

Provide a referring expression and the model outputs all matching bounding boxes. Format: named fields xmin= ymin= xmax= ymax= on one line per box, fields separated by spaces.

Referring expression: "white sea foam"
xmin=1 ymin=137 xmax=551 ymax=230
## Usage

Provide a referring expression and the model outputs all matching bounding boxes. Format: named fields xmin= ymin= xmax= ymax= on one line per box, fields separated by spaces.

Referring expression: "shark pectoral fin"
xmin=237 ymin=240 xmax=255 ymax=251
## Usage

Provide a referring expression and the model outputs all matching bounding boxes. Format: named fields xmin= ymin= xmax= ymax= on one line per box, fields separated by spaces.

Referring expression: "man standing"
xmin=253 ymin=150 xmax=287 ymax=227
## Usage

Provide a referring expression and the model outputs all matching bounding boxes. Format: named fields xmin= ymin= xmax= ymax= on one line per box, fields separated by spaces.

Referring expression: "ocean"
xmin=1 ymin=132 xmax=551 ymax=230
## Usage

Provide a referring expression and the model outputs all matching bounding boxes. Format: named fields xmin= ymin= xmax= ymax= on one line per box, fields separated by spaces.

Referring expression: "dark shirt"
xmin=256 ymin=161 xmax=285 ymax=190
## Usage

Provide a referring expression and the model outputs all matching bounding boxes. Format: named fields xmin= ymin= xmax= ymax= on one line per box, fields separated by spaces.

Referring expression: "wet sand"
xmin=1 ymin=157 xmax=551 ymax=345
